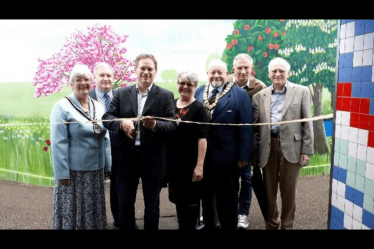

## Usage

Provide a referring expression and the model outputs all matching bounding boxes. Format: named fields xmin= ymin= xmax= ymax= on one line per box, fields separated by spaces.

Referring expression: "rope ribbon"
xmin=0 ymin=114 xmax=333 ymax=127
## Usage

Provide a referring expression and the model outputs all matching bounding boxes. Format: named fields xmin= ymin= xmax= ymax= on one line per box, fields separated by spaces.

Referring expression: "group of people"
xmin=49 ymin=52 xmax=314 ymax=230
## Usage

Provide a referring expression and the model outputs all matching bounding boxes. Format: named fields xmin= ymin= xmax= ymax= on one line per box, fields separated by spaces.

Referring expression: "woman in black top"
xmin=168 ymin=71 xmax=209 ymax=230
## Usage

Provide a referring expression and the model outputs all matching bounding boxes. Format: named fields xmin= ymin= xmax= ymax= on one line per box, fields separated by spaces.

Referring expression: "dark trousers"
xmin=109 ymin=172 xmax=119 ymax=227
xmin=203 ymin=166 xmax=240 ymax=230
xmin=116 ymin=151 xmax=161 ymax=230
xmin=252 ymin=164 xmax=268 ymax=222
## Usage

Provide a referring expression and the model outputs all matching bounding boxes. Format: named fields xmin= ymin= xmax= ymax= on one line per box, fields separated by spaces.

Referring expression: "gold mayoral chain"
xmin=203 ymin=81 xmax=234 ymax=121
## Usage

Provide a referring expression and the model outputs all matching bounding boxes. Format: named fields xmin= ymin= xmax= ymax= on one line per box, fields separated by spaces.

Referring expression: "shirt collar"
xmin=271 ymin=81 xmax=288 ymax=93
xmin=209 ymin=82 xmax=225 ymax=94
xmin=95 ymin=87 xmax=113 ymax=98
xmin=233 ymin=75 xmax=251 ymax=89
xmin=136 ymin=82 xmax=153 ymax=95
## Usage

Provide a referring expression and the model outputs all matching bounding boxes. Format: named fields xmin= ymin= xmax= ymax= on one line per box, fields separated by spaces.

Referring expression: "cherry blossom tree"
xmin=32 ymin=23 xmax=137 ymax=98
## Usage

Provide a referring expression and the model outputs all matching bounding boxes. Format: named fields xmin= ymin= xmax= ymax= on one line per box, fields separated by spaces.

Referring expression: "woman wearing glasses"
xmin=167 ymin=71 xmax=209 ymax=230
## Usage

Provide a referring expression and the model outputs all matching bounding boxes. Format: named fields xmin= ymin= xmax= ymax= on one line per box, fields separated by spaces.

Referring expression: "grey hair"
xmin=207 ymin=59 xmax=228 ymax=73
xmin=268 ymin=57 xmax=291 ymax=72
xmin=93 ymin=62 xmax=114 ymax=76
xmin=69 ymin=63 xmax=94 ymax=84
xmin=233 ymin=53 xmax=253 ymax=67
xmin=177 ymin=71 xmax=199 ymax=87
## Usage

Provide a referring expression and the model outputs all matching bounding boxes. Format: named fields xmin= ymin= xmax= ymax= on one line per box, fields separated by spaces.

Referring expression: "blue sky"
xmin=0 ymin=19 xmax=236 ymax=83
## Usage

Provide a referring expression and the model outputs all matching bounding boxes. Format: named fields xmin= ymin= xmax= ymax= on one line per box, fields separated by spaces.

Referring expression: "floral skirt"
xmin=52 ymin=169 xmax=107 ymax=230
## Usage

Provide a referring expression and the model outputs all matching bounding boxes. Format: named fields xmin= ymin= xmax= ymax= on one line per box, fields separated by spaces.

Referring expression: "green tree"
xmin=161 ymin=69 xmax=178 ymax=82
xmin=281 ymin=19 xmax=338 ymax=154
xmin=222 ymin=19 xmax=288 ymax=85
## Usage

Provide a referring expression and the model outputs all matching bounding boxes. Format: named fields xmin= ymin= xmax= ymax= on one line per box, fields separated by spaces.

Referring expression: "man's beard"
xmin=211 ymin=81 xmax=224 ymax=88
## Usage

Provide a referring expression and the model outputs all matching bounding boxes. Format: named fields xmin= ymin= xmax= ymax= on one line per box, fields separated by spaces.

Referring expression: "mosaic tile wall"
xmin=330 ymin=19 xmax=374 ymax=229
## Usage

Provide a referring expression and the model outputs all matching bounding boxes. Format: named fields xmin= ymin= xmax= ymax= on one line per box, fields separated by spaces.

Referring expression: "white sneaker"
xmin=238 ymin=215 xmax=249 ymax=229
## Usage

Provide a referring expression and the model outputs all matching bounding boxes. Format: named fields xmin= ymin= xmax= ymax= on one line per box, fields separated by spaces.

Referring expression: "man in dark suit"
xmin=89 ymin=62 xmax=120 ymax=229
xmin=102 ymin=54 xmax=177 ymax=230
xmin=252 ymin=57 xmax=314 ymax=229
xmin=195 ymin=59 xmax=253 ymax=230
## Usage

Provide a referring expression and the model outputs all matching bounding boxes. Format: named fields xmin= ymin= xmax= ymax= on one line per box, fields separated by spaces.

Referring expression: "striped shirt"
xmin=270 ymin=82 xmax=288 ymax=134
xmin=94 ymin=87 xmax=114 ymax=109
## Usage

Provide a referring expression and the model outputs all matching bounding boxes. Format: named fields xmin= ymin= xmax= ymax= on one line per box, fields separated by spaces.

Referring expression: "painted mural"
xmin=0 ymin=19 xmax=336 ymax=187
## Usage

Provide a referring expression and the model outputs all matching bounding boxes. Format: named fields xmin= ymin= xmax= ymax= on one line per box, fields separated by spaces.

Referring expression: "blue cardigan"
xmin=50 ymin=92 xmax=111 ymax=181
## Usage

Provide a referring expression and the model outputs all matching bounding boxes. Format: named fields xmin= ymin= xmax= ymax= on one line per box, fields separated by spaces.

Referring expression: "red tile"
xmin=351 ymin=98 xmax=360 ymax=113
xmin=343 ymin=83 xmax=352 ymax=97
xmin=350 ymin=112 xmax=360 ymax=128
xmin=337 ymin=97 xmax=344 ymax=111
xmin=369 ymin=115 xmax=374 ymax=132
xmin=358 ymin=114 xmax=370 ymax=130
xmin=360 ymin=98 xmax=370 ymax=114
xmin=337 ymin=83 xmax=344 ymax=97
xmin=342 ymin=97 xmax=351 ymax=112
xmin=368 ymin=131 xmax=374 ymax=148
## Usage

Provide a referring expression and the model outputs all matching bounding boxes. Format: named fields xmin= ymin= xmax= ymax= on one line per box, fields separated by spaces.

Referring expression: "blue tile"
xmin=332 ymin=165 xmax=339 ymax=180
xmin=365 ymin=19 xmax=374 ymax=33
xmin=341 ymin=20 xmax=347 ymax=25
xmin=338 ymin=167 xmax=347 ymax=183
xmin=362 ymin=66 xmax=372 ymax=82
xmin=346 ymin=185 xmax=355 ymax=203
xmin=362 ymin=209 xmax=373 ymax=228
xmin=330 ymin=205 xmax=338 ymax=220
xmin=352 ymin=66 xmax=363 ymax=82
xmin=339 ymin=54 xmax=345 ymax=68
xmin=352 ymin=82 xmax=362 ymax=97
xmin=360 ymin=82 xmax=372 ymax=98
xmin=371 ymin=98 xmax=374 ymax=115
xmin=342 ymin=67 xmax=353 ymax=82
xmin=355 ymin=20 xmax=366 ymax=36
xmin=371 ymin=86 xmax=374 ymax=98
xmin=338 ymin=69 xmax=344 ymax=82
xmin=336 ymin=208 xmax=345 ymax=225
xmin=354 ymin=189 xmax=364 ymax=207
xmin=344 ymin=53 xmax=353 ymax=68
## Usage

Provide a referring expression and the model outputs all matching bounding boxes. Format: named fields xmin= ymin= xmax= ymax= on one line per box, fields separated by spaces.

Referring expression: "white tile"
xmin=341 ymin=111 xmax=350 ymax=126
xmin=348 ymin=142 xmax=358 ymax=158
xmin=348 ymin=127 xmax=358 ymax=143
xmin=362 ymin=224 xmax=370 ymax=230
xmin=358 ymin=129 xmax=368 ymax=146
xmin=332 ymin=179 xmax=338 ymax=193
xmin=357 ymin=144 xmax=368 ymax=161
xmin=353 ymin=204 xmax=363 ymax=222
xmin=331 ymin=192 xmax=337 ymax=207
xmin=366 ymin=162 xmax=374 ymax=181
xmin=335 ymin=125 xmax=342 ymax=139
xmin=363 ymin=32 xmax=374 ymax=50
xmin=340 ymin=38 xmax=346 ymax=54
xmin=354 ymin=35 xmax=364 ymax=51
xmin=344 ymin=213 xmax=353 ymax=229
xmin=336 ymin=111 xmax=342 ymax=125
xmin=344 ymin=199 xmax=354 ymax=216
xmin=345 ymin=37 xmax=354 ymax=53
xmin=346 ymin=21 xmax=355 ymax=38
xmin=341 ymin=125 xmax=350 ymax=141
xmin=353 ymin=51 xmax=363 ymax=67
xmin=352 ymin=219 xmax=362 ymax=229
xmin=337 ymin=181 xmax=346 ymax=197
xmin=367 ymin=147 xmax=374 ymax=165
xmin=340 ymin=24 xmax=347 ymax=39
xmin=337 ymin=194 xmax=345 ymax=211
xmin=362 ymin=49 xmax=373 ymax=66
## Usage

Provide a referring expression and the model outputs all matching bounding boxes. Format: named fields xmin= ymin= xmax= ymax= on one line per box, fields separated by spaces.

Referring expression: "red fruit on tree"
xmin=247 ymin=46 xmax=253 ymax=52
xmin=251 ymin=70 xmax=256 ymax=75
xmin=274 ymin=32 xmax=280 ymax=38
xmin=45 ymin=139 xmax=51 ymax=146
xmin=266 ymin=27 xmax=271 ymax=34
xmin=43 ymin=147 xmax=48 ymax=152
xmin=226 ymin=44 xmax=233 ymax=50
xmin=263 ymin=52 xmax=268 ymax=58
xmin=258 ymin=35 xmax=263 ymax=41
xmin=232 ymin=39 xmax=238 ymax=45
xmin=268 ymin=43 xmax=274 ymax=49
xmin=234 ymin=29 xmax=239 ymax=35
xmin=274 ymin=44 xmax=279 ymax=49
xmin=280 ymin=19 xmax=285 ymax=22
xmin=244 ymin=24 xmax=250 ymax=30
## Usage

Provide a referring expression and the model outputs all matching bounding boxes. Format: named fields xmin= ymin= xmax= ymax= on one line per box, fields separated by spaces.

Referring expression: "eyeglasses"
xmin=178 ymin=82 xmax=195 ymax=87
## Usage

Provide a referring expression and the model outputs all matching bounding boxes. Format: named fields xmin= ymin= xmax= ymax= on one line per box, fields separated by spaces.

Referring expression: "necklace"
xmin=203 ymin=81 xmax=234 ymax=121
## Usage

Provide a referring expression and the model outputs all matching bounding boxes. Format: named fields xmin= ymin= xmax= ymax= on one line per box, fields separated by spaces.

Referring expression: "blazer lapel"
xmin=281 ymin=82 xmax=296 ymax=120
xmin=142 ymin=83 xmax=159 ymax=116
xmin=213 ymin=84 xmax=231 ymax=115
xmin=128 ymin=85 xmax=138 ymax=117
